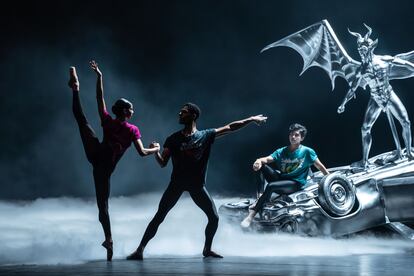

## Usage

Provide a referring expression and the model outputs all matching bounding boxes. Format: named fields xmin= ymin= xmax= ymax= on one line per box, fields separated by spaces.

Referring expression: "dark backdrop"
xmin=1 ymin=0 xmax=414 ymax=199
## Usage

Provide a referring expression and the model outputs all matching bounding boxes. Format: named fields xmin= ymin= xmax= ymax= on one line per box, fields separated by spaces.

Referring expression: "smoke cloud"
xmin=1 ymin=195 xmax=412 ymax=265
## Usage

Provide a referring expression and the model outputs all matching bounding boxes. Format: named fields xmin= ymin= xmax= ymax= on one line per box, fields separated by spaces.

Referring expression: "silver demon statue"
xmin=262 ymin=20 xmax=414 ymax=168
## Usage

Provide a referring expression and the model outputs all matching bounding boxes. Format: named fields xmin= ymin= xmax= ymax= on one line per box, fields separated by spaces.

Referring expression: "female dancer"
xmin=68 ymin=61 xmax=160 ymax=261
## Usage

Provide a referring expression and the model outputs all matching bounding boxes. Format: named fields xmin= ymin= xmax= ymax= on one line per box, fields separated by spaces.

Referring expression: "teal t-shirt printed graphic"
xmin=270 ymin=145 xmax=317 ymax=186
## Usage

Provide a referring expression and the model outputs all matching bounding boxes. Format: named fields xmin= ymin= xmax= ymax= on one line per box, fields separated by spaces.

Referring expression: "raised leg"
xmin=70 ymin=67 xmax=100 ymax=163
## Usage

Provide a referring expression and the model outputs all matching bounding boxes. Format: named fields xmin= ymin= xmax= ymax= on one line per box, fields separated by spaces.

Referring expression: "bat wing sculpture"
xmin=390 ymin=50 xmax=414 ymax=80
xmin=261 ymin=19 xmax=367 ymax=90
xmin=262 ymin=19 xmax=414 ymax=167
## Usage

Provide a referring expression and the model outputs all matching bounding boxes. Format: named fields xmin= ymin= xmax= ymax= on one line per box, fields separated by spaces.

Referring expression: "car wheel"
xmin=318 ymin=173 xmax=356 ymax=216
xmin=279 ymin=217 xmax=298 ymax=234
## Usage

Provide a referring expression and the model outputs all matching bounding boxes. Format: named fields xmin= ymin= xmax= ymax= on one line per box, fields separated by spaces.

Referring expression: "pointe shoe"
xmin=68 ymin=66 xmax=80 ymax=91
xmin=101 ymin=240 xmax=113 ymax=261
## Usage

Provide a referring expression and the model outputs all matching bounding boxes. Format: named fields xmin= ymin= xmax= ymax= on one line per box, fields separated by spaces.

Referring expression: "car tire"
xmin=318 ymin=173 xmax=356 ymax=216
xmin=279 ymin=217 xmax=298 ymax=234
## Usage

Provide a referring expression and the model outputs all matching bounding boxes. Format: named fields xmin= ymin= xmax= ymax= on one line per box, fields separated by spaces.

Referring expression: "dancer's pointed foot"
xmin=101 ymin=240 xmax=113 ymax=261
xmin=68 ymin=66 xmax=79 ymax=91
xmin=203 ymin=249 xmax=223 ymax=258
xmin=126 ymin=248 xmax=143 ymax=261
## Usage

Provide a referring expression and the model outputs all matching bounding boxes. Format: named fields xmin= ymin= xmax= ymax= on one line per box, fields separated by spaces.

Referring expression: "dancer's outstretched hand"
xmin=149 ymin=141 xmax=161 ymax=151
xmin=251 ymin=115 xmax=267 ymax=126
xmin=90 ymin=60 xmax=102 ymax=77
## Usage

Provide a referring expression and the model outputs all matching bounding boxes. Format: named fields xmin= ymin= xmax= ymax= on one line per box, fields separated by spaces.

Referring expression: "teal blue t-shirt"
xmin=270 ymin=145 xmax=317 ymax=186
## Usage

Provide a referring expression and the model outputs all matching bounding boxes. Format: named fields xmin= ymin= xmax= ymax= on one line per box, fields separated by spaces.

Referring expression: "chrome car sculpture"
xmin=219 ymin=20 xmax=414 ymax=239
xmin=219 ymin=151 xmax=414 ymax=238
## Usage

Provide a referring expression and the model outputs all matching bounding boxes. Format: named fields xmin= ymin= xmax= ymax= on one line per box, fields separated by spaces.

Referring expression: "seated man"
xmin=241 ymin=123 xmax=329 ymax=228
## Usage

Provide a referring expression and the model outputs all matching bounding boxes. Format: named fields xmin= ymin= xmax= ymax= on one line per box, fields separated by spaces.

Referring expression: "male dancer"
xmin=241 ymin=123 xmax=329 ymax=227
xmin=68 ymin=61 xmax=160 ymax=261
xmin=127 ymin=103 xmax=267 ymax=260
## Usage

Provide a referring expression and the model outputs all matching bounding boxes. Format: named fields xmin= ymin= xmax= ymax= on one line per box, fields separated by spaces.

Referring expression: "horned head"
xmin=348 ymin=23 xmax=378 ymax=54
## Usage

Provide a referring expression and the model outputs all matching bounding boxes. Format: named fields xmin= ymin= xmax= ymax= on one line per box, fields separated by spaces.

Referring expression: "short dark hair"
xmin=112 ymin=98 xmax=133 ymax=117
xmin=183 ymin=102 xmax=201 ymax=120
xmin=289 ymin=123 xmax=307 ymax=138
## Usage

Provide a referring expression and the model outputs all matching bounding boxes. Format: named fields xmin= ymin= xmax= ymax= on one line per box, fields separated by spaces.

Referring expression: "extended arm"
xmin=90 ymin=60 xmax=106 ymax=121
xmin=337 ymin=75 xmax=362 ymax=114
xmin=133 ymin=139 xmax=160 ymax=157
xmin=313 ymin=158 xmax=329 ymax=175
xmin=391 ymin=56 xmax=414 ymax=71
xmin=215 ymin=115 xmax=267 ymax=138
xmin=252 ymin=155 xmax=274 ymax=171
xmin=154 ymin=147 xmax=171 ymax=168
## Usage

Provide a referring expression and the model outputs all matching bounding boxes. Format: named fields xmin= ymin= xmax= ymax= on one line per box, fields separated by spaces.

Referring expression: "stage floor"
xmin=1 ymin=253 xmax=414 ymax=275
xmin=2 ymin=196 xmax=414 ymax=275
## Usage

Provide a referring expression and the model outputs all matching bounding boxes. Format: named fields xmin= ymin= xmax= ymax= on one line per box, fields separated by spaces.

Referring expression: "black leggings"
xmin=252 ymin=164 xmax=301 ymax=212
xmin=73 ymin=91 xmax=113 ymax=239
xmin=139 ymin=183 xmax=219 ymax=251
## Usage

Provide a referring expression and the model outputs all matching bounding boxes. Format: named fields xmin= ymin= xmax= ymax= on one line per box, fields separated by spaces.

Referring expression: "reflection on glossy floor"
xmin=2 ymin=196 xmax=414 ymax=275
xmin=1 ymin=253 xmax=414 ymax=275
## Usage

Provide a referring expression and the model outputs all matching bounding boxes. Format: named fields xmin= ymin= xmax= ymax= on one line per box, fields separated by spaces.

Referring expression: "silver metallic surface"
xmin=317 ymin=173 xmax=356 ymax=216
xmin=219 ymin=151 xmax=414 ymax=238
xmin=262 ymin=20 xmax=414 ymax=167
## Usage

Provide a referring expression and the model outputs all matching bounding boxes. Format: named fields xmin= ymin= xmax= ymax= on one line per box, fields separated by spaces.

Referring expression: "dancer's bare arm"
xmin=154 ymin=147 xmax=171 ymax=168
xmin=90 ymin=60 xmax=106 ymax=121
xmin=215 ymin=115 xmax=267 ymax=138
xmin=133 ymin=140 xmax=160 ymax=157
